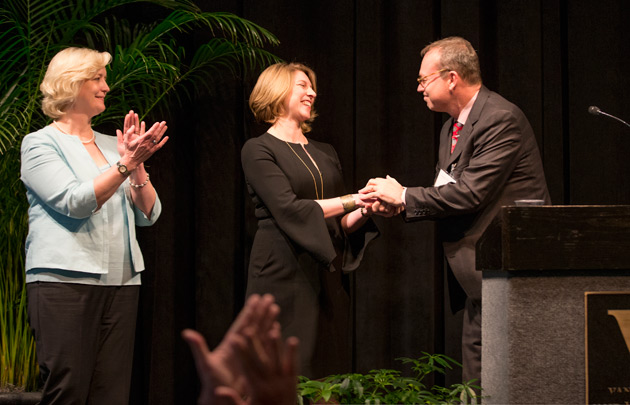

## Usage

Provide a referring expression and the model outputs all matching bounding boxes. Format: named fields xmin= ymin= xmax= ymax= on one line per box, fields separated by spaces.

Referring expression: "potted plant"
xmin=0 ymin=0 xmax=279 ymax=396
xmin=297 ymin=353 xmax=481 ymax=404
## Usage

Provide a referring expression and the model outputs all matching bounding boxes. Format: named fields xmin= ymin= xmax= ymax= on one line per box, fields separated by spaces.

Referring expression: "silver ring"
xmin=152 ymin=139 xmax=158 ymax=144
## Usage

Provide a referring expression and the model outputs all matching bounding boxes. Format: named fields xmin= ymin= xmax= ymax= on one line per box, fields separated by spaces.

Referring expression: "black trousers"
xmin=462 ymin=297 xmax=482 ymax=390
xmin=26 ymin=282 xmax=139 ymax=405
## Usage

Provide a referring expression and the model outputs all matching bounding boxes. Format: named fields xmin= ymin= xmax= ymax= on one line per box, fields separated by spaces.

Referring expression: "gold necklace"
xmin=52 ymin=121 xmax=95 ymax=144
xmin=285 ymin=141 xmax=324 ymax=200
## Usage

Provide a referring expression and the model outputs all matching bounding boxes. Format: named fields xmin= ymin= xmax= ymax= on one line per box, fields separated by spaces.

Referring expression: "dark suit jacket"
xmin=404 ymin=86 xmax=550 ymax=303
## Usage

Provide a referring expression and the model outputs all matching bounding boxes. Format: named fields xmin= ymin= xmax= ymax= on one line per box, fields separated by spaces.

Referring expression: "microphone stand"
xmin=588 ymin=106 xmax=630 ymax=129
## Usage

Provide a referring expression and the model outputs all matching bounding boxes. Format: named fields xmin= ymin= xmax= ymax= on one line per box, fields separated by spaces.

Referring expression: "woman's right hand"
xmin=369 ymin=200 xmax=404 ymax=217
xmin=117 ymin=110 xmax=140 ymax=157
xmin=116 ymin=118 xmax=168 ymax=170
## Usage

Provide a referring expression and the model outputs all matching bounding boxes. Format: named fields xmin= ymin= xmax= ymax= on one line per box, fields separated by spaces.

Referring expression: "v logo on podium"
xmin=608 ymin=310 xmax=630 ymax=353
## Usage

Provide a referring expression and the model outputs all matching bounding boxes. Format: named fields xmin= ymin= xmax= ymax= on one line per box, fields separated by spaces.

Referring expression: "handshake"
xmin=356 ymin=175 xmax=406 ymax=217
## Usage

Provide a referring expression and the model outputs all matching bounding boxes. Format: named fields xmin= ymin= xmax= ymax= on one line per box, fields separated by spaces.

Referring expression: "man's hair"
xmin=40 ymin=47 xmax=112 ymax=119
xmin=249 ymin=62 xmax=318 ymax=133
xmin=421 ymin=37 xmax=482 ymax=85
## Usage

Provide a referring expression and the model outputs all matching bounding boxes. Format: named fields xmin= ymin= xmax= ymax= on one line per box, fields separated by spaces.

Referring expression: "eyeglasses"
xmin=417 ymin=69 xmax=448 ymax=88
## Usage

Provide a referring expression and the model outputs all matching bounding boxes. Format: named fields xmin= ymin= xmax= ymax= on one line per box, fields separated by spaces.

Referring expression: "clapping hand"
xmin=116 ymin=110 xmax=168 ymax=169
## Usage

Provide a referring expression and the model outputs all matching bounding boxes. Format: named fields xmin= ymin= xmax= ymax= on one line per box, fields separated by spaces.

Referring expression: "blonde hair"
xmin=421 ymin=37 xmax=482 ymax=85
xmin=40 ymin=47 xmax=112 ymax=119
xmin=249 ymin=62 xmax=318 ymax=133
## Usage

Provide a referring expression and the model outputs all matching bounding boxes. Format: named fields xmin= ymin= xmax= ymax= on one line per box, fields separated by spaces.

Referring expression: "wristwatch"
xmin=116 ymin=161 xmax=131 ymax=177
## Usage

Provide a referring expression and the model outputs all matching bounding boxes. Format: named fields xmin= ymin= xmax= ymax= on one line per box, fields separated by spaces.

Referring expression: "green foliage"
xmin=0 ymin=0 xmax=280 ymax=391
xmin=0 ymin=148 xmax=37 ymax=391
xmin=297 ymin=353 xmax=481 ymax=405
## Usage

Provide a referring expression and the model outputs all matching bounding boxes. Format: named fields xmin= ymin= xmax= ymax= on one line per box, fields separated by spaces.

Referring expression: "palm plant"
xmin=0 ymin=0 xmax=280 ymax=391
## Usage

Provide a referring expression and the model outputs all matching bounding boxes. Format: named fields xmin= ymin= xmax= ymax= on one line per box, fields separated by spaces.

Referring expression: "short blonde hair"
xmin=249 ymin=62 xmax=318 ymax=133
xmin=40 ymin=47 xmax=112 ymax=119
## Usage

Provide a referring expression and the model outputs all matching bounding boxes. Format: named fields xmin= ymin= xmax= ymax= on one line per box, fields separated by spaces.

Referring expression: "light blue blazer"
xmin=20 ymin=126 xmax=162 ymax=275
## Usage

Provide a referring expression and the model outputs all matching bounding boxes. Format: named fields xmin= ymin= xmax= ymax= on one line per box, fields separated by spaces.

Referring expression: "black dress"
xmin=241 ymin=132 xmax=378 ymax=378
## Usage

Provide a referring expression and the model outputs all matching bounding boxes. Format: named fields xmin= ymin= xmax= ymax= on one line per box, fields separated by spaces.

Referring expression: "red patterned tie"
xmin=451 ymin=121 xmax=463 ymax=154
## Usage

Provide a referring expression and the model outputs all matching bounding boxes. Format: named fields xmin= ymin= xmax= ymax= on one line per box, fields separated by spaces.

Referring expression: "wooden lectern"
xmin=477 ymin=205 xmax=630 ymax=404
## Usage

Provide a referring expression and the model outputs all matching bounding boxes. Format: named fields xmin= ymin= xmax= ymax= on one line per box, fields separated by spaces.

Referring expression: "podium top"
xmin=476 ymin=205 xmax=630 ymax=271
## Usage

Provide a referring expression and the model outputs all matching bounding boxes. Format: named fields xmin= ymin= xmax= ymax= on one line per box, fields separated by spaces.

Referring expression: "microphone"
xmin=588 ymin=106 xmax=630 ymax=129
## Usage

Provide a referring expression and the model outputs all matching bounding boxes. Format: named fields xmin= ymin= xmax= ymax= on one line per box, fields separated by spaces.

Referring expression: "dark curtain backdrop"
xmin=128 ymin=0 xmax=630 ymax=403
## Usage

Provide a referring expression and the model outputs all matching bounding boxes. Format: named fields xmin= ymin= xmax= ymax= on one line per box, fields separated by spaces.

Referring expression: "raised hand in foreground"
xmin=182 ymin=294 xmax=299 ymax=405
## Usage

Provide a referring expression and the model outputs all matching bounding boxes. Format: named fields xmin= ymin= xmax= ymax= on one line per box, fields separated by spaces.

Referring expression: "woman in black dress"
xmin=241 ymin=62 xmax=395 ymax=378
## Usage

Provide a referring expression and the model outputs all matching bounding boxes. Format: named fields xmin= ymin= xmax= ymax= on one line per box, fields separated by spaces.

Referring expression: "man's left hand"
xmin=360 ymin=175 xmax=405 ymax=207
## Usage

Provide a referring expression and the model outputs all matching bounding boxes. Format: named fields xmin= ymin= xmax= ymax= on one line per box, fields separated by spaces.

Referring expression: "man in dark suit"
xmin=361 ymin=36 xmax=550 ymax=387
